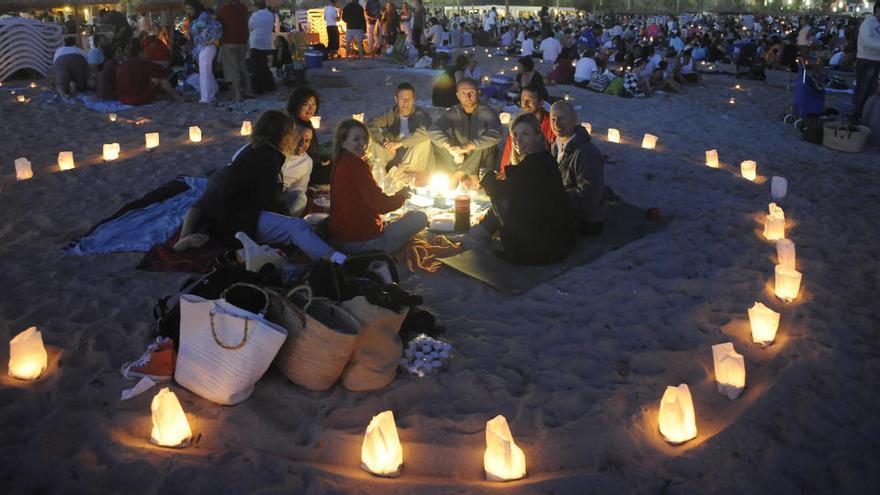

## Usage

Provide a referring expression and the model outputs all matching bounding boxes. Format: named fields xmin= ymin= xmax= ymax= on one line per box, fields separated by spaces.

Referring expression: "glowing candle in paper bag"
xmin=728 ymin=97 xmax=736 ymax=105
xmin=429 ymin=173 xmax=451 ymax=196
xmin=57 ymin=151 xmax=75 ymax=171
xmin=352 ymin=113 xmax=365 ymax=123
xmin=763 ymin=203 xmax=785 ymax=241
xmin=740 ymin=160 xmax=757 ymax=181
xmin=748 ymin=301 xmax=780 ymax=345
xmin=309 ymin=116 xmax=321 ymax=129
xmin=705 ymin=149 xmax=719 ymax=168
xmin=150 ymin=388 xmax=192 ymax=448
xmin=776 ymin=239 xmax=796 ymax=269
xmin=484 ymin=415 xmax=526 ymax=481
xmin=29 ymin=82 xmax=37 ymax=89
xmin=607 ymin=128 xmax=620 ymax=143
xmin=499 ymin=112 xmax=511 ymax=125
xmin=712 ymin=342 xmax=746 ymax=400
xmin=16 ymin=95 xmax=26 ymax=103
xmin=658 ymin=384 xmax=697 ymax=444
xmin=581 ymin=122 xmax=592 ymax=134
xmin=775 ymin=264 xmax=802 ymax=302
xmin=8 ymin=326 xmax=48 ymax=380
xmin=108 ymin=113 xmax=117 ymax=122
xmin=240 ymin=121 xmax=252 ymax=136
xmin=188 ymin=126 xmax=202 ymax=143
xmin=103 ymin=143 xmax=120 ymax=161
xmin=145 ymin=132 xmax=160 ymax=150
xmin=771 ymin=176 xmax=787 ymax=200
xmin=360 ymin=410 xmax=403 ymax=477
xmin=14 ymin=158 xmax=33 ymax=181
xmin=642 ymin=133 xmax=658 ymax=149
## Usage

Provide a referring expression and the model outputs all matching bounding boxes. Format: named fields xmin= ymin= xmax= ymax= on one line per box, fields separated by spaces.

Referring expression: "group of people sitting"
xmin=174 ymin=78 xmax=607 ymax=267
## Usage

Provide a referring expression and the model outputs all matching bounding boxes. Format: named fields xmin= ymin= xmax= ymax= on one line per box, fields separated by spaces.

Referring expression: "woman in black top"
xmin=468 ymin=113 xmax=575 ymax=265
xmin=513 ymin=56 xmax=549 ymax=102
xmin=214 ymin=109 xmax=346 ymax=263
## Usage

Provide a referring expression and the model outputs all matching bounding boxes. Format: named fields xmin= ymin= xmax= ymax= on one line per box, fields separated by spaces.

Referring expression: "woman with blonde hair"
xmin=329 ymin=119 xmax=427 ymax=253
xmin=463 ymin=113 xmax=574 ymax=265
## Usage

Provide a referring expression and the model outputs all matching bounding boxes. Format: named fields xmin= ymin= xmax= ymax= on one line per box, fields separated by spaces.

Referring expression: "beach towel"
xmin=35 ymin=92 xmax=139 ymax=113
xmin=439 ymin=202 xmax=667 ymax=295
xmin=65 ymin=176 xmax=206 ymax=255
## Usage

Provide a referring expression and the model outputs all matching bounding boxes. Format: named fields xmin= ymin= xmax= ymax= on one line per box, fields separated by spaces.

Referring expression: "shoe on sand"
xmin=121 ymin=337 xmax=175 ymax=381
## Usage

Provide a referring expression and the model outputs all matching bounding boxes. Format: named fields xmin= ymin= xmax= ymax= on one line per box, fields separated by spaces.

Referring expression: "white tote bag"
xmin=175 ymin=293 xmax=288 ymax=405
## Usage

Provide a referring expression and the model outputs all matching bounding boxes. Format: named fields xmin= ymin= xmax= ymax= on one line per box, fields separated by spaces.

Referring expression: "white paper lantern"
xmin=740 ymin=160 xmax=757 ymax=181
xmin=712 ymin=342 xmax=746 ymax=400
xmin=763 ymin=203 xmax=786 ymax=240
xmin=771 ymin=176 xmax=788 ymax=200
xmin=14 ymin=158 xmax=33 ymax=181
xmin=8 ymin=326 xmax=48 ymax=380
xmin=776 ymin=239 xmax=796 ymax=269
xmin=102 ymin=143 xmax=120 ymax=161
xmin=309 ymin=116 xmax=321 ymax=129
xmin=580 ymin=122 xmax=592 ymax=133
xmin=57 ymin=151 xmax=75 ymax=171
xmin=642 ymin=133 xmax=658 ymax=149
xmin=484 ymin=415 xmax=526 ymax=481
xmin=16 ymin=94 xmax=26 ymax=103
xmin=748 ymin=301 xmax=780 ymax=345
xmin=775 ymin=264 xmax=803 ymax=302
xmin=429 ymin=173 xmax=451 ymax=196
xmin=189 ymin=126 xmax=202 ymax=143
xmin=150 ymin=388 xmax=192 ymax=448
xmin=108 ymin=113 xmax=117 ymax=122
xmin=352 ymin=113 xmax=365 ymax=123
xmin=499 ymin=112 xmax=511 ymax=125
xmin=145 ymin=132 xmax=160 ymax=150
xmin=705 ymin=149 xmax=719 ymax=168
xmin=360 ymin=410 xmax=403 ymax=477
xmin=240 ymin=121 xmax=252 ymax=136
xmin=658 ymin=384 xmax=697 ymax=444
xmin=607 ymin=128 xmax=620 ymax=143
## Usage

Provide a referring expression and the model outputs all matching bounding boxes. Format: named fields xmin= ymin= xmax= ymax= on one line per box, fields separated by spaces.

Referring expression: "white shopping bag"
xmin=175 ymin=294 xmax=287 ymax=405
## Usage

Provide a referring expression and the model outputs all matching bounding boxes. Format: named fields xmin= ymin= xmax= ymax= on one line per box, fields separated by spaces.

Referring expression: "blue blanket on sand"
xmin=66 ymin=176 xmax=207 ymax=255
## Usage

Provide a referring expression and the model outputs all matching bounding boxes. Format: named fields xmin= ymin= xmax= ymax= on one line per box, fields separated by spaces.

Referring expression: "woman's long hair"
xmin=509 ymin=112 xmax=547 ymax=166
xmin=332 ymin=119 xmax=371 ymax=164
xmin=252 ymin=109 xmax=296 ymax=156
xmin=285 ymin=85 xmax=320 ymax=121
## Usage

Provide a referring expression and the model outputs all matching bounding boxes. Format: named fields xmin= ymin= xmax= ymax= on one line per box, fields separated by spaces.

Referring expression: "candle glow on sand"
xmin=607 ymin=128 xmax=620 ymax=143
xmin=150 ymin=388 xmax=192 ymax=448
xmin=484 ymin=415 xmax=526 ymax=481
xmin=658 ymin=384 xmax=697 ymax=444
xmin=748 ymin=302 xmax=780 ymax=345
xmin=8 ymin=326 xmax=48 ymax=380
xmin=361 ymin=411 xmax=403 ymax=477
xmin=57 ymin=151 xmax=75 ymax=171
xmin=189 ymin=126 xmax=202 ymax=143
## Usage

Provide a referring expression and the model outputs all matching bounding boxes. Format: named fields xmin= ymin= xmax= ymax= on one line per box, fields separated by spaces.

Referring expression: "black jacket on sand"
xmin=480 ymin=149 xmax=575 ymax=265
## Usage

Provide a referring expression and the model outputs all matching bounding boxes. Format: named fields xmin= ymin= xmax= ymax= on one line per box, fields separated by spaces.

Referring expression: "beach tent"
xmin=0 ymin=16 xmax=63 ymax=82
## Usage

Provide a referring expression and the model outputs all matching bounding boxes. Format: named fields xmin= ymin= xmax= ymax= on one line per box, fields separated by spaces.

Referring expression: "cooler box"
xmin=305 ymin=50 xmax=323 ymax=69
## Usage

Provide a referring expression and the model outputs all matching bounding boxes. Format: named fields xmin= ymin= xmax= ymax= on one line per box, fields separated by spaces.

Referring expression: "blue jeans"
xmin=255 ymin=211 xmax=334 ymax=260
xmin=334 ymin=211 xmax=428 ymax=254
xmin=853 ymin=58 xmax=880 ymax=122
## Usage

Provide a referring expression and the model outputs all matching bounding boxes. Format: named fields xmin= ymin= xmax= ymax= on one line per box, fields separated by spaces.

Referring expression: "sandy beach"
xmin=1 ymin=52 xmax=879 ymax=494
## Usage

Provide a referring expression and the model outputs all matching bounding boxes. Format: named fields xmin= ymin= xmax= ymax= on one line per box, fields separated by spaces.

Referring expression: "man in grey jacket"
xmin=549 ymin=101 xmax=607 ymax=235
xmin=429 ymin=78 xmax=502 ymax=186
xmin=368 ymin=82 xmax=433 ymax=173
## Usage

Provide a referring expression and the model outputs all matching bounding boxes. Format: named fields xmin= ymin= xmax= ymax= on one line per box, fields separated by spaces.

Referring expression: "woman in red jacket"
xmin=329 ymin=119 xmax=428 ymax=253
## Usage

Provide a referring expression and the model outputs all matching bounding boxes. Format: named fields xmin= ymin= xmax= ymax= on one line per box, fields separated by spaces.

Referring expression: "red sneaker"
xmin=121 ymin=337 xmax=176 ymax=382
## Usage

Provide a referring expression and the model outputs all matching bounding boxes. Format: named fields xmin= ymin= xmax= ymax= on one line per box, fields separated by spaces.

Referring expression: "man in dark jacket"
xmin=365 ymin=0 xmax=382 ymax=55
xmin=368 ymin=82 xmax=433 ymax=173
xmin=549 ymin=101 xmax=607 ymax=235
xmin=341 ymin=0 xmax=367 ymax=58
xmin=429 ymin=78 xmax=501 ymax=186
